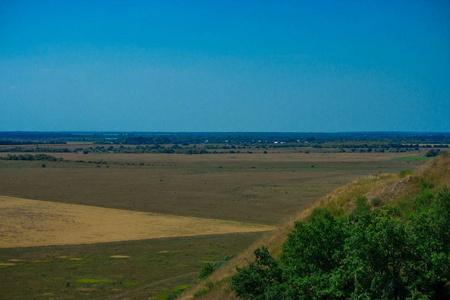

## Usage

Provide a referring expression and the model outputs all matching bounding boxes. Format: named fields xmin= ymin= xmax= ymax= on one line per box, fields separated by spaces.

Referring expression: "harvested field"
xmin=0 ymin=151 xmax=426 ymax=163
xmin=0 ymin=195 xmax=273 ymax=248
xmin=0 ymin=152 xmax=423 ymax=225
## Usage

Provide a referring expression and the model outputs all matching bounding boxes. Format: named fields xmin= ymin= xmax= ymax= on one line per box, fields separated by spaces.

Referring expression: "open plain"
xmin=0 ymin=150 xmax=428 ymax=299
xmin=0 ymin=152 xmax=424 ymax=224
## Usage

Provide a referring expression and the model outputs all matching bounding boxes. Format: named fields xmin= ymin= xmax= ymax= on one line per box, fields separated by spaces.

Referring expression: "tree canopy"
xmin=232 ymin=188 xmax=450 ymax=299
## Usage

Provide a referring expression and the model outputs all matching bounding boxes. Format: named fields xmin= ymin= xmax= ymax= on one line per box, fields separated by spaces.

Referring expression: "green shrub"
xmin=399 ymin=170 xmax=412 ymax=177
xmin=353 ymin=195 xmax=370 ymax=216
xmin=420 ymin=178 xmax=434 ymax=190
xmin=166 ymin=284 xmax=190 ymax=300
xmin=193 ymin=288 xmax=208 ymax=298
xmin=193 ymin=281 xmax=215 ymax=298
xmin=198 ymin=263 xmax=214 ymax=280
xmin=371 ymin=197 xmax=382 ymax=207
xmin=414 ymin=189 xmax=434 ymax=208
xmin=232 ymin=190 xmax=450 ymax=299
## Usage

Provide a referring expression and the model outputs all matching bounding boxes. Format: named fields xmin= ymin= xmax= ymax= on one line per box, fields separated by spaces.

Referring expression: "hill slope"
xmin=180 ymin=153 xmax=449 ymax=299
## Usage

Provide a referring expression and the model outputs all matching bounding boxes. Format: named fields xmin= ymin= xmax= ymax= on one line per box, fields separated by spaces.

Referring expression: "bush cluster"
xmin=232 ymin=189 xmax=450 ymax=299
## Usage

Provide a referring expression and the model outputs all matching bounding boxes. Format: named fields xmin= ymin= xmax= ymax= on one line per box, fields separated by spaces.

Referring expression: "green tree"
xmin=231 ymin=247 xmax=281 ymax=300
xmin=232 ymin=189 xmax=450 ymax=299
xmin=278 ymin=209 xmax=348 ymax=299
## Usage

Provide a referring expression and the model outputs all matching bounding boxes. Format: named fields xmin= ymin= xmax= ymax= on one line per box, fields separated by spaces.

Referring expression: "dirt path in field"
xmin=105 ymin=272 xmax=198 ymax=300
xmin=0 ymin=196 xmax=274 ymax=248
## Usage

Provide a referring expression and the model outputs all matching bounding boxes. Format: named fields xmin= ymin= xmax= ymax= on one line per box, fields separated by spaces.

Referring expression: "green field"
xmin=0 ymin=232 xmax=264 ymax=299
xmin=390 ymin=154 xmax=429 ymax=162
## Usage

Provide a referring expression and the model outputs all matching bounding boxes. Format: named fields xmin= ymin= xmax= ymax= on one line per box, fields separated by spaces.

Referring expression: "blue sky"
xmin=1 ymin=0 xmax=449 ymax=132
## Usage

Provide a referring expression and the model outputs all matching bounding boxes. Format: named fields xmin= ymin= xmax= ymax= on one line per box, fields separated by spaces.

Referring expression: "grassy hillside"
xmin=181 ymin=153 xmax=449 ymax=299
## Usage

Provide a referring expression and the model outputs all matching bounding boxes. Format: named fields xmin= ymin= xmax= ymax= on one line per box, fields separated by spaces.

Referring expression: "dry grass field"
xmin=0 ymin=195 xmax=273 ymax=248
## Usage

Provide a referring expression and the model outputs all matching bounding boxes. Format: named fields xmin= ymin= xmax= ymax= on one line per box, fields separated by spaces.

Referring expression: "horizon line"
xmin=0 ymin=131 xmax=449 ymax=135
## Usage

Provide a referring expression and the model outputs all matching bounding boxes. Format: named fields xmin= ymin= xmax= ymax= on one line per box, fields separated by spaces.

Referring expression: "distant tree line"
xmin=0 ymin=154 xmax=63 ymax=161
xmin=1 ymin=132 xmax=449 ymax=146
xmin=0 ymin=140 xmax=66 ymax=145
xmin=0 ymin=147 xmax=71 ymax=153
xmin=1 ymin=132 xmax=449 ymax=155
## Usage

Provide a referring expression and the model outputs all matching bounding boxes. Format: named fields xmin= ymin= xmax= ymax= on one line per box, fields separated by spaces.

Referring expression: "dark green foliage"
xmin=406 ymin=189 xmax=450 ymax=298
xmin=0 ymin=153 xmax=62 ymax=161
xmin=353 ymin=195 xmax=371 ymax=216
xmin=279 ymin=209 xmax=348 ymax=299
xmin=426 ymin=149 xmax=441 ymax=157
xmin=414 ymin=188 xmax=434 ymax=209
xmin=198 ymin=263 xmax=215 ymax=280
xmin=371 ymin=197 xmax=382 ymax=206
xmin=345 ymin=209 xmax=411 ymax=299
xmin=193 ymin=281 xmax=215 ymax=298
xmin=232 ymin=189 xmax=450 ymax=299
xmin=420 ymin=178 xmax=434 ymax=190
xmin=231 ymin=247 xmax=282 ymax=299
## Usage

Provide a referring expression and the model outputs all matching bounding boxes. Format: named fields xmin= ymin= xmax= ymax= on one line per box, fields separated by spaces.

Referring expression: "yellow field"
xmin=0 ymin=195 xmax=274 ymax=248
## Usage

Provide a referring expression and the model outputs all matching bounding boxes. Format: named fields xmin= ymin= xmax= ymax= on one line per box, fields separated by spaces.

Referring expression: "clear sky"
xmin=1 ymin=0 xmax=449 ymax=132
